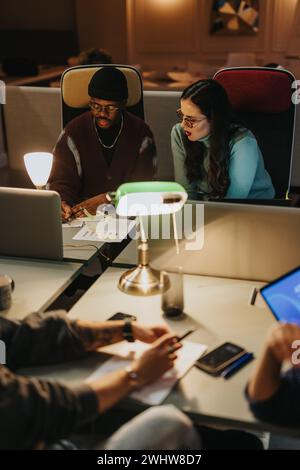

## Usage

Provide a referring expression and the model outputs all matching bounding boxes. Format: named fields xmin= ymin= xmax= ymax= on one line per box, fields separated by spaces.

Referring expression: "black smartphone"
xmin=107 ymin=312 xmax=137 ymax=321
xmin=195 ymin=342 xmax=246 ymax=376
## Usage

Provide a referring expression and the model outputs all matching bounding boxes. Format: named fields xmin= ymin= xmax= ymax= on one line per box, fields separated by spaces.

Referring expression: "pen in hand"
xmin=168 ymin=329 xmax=196 ymax=354
xmin=176 ymin=328 xmax=196 ymax=342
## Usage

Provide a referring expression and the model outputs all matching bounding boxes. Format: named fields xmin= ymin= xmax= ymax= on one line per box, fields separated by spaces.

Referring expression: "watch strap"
xmin=123 ymin=318 xmax=135 ymax=342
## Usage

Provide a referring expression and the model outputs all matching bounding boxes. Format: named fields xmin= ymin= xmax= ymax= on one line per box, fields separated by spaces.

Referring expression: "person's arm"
xmin=225 ymin=134 xmax=259 ymax=198
xmin=73 ymin=320 xmax=170 ymax=351
xmin=1 ymin=311 xmax=170 ymax=369
xmin=1 ymin=311 xmax=88 ymax=369
xmin=0 ymin=332 xmax=180 ymax=449
xmin=0 ymin=366 xmax=98 ymax=449
xmin=247 ymin=344 xmax=282 ymax=402
xmin=246 ymin=323 xmax=300 ymax=425
xmin=71 ymin=193 xmax=109 ymax=217
xmin=48 ymin=130 xmax=82 ymax=205
xmin=130 ymin=124 xmax=157 ymax=181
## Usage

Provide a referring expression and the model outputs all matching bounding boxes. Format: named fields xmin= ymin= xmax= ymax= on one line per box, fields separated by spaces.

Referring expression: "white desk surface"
xmin=22 ymin=266 xmax=285 ymax=434
xmin=63 ymin=226 xmax=105 ymax=262
xmin=0 ymin=257 xmax=82 ymax=319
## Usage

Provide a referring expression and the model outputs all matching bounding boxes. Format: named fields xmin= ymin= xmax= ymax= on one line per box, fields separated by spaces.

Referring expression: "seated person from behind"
xmin=67 ymin=47 xmax=112 ymax=67
xmin=246 ymin=322 xmax=300 ymax=426
xmin=0 ymin=311 xmax=262 ymax=450
xmin=0 ymin=311 xmax=194 ymax=450
xmin=171 ymin=79 xmax=275 ymax=200
xmin=49 ymin=67 xmax=156 ymax=219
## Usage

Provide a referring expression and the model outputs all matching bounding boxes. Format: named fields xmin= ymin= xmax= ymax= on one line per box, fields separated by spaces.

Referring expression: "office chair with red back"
xmin=214 ymin=67 xmax=296 ymax=199
xmin=61 ymin=64 xmax=144 ymax=128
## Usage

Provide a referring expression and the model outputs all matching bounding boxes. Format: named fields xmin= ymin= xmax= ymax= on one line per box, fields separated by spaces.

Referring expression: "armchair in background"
xmin=214 ymin=67 xmax=296 ymax=199
xmin=61 ymin=64 xmax=144 ymax=127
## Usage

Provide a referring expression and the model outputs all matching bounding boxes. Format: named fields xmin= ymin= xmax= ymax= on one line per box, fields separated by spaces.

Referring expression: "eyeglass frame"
xmin=89 ymin=101 xmax=121 ymax=114
xmin=176 ymin=109 xmax=207 ymax=128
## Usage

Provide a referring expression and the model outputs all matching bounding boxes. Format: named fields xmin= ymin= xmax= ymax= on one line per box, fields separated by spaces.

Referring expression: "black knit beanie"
xmin=88 ymin=67 xmax=128 ymax=101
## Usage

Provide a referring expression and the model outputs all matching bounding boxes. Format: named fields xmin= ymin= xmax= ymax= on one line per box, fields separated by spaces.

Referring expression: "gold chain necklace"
xmin=94 ymin=115 xmax=124 ymax=149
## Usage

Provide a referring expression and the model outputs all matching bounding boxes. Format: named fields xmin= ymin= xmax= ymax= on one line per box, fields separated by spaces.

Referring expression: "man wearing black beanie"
xmin=49 ymin=67 xmax=156 ymax=219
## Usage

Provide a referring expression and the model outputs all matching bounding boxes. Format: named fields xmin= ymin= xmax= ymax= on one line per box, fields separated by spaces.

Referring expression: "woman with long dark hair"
xmin=171 ymin=79 xmax=275 ymax=199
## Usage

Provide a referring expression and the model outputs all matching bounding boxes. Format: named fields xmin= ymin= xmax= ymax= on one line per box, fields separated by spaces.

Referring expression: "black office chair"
xmin=61 ymin=64 xmax=144 ymax=127
xmin=214 ymin=67 xmax=296 ymax=199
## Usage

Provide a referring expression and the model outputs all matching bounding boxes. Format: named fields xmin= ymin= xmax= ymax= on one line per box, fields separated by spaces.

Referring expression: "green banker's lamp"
xmin=115 ymin=181 xmax=187 ymax=296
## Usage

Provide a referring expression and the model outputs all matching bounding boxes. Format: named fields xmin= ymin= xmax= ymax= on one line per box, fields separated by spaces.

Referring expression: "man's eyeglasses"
xmin=176 ymin=109 xmax=207 ymax=128
xmin=89 ymin=101 xmax=120 ymax=114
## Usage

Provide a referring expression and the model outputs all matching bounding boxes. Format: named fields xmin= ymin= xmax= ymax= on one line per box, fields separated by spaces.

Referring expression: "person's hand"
xmin=132 ymin=322 xmax=170 ymax=343
xmin=72 ymin=194 xmax=108 ymax=217
xmin=131 ymin=333 xmax=182 ymax=387
xmin=265 ymin=322 xmax=300 ymax=366
xmin=61 ymin=201 xmax=72 ymax=221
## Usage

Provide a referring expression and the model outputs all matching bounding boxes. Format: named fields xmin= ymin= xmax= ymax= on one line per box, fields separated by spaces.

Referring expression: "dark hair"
xmin=181 ymin=79 xmax=243 ymax=198
xmin=78 ymin=48 xmax=112 ymax=65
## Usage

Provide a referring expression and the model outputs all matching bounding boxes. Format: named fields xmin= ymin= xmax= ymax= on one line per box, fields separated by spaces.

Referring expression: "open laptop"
xmin=260 ymin=266 xmax=300 ymax=324
xmin=148 ymin=201 xmax=300 ymax=282
xmin=0 ymin=187 xmax=63 ymax=260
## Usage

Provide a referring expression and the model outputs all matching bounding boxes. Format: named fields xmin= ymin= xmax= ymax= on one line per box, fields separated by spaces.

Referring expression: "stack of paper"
xmin=72 ymin=218 xmax=136 ymax=243
xmin=85 ymin=341 xmax=207 ymax=405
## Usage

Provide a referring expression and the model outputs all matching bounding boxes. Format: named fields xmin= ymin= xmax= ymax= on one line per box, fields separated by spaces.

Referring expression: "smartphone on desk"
xmin=107 ymin=312 xmax=137 ymax=321
xmin=195 ymin=342 xmax=246 ymax=376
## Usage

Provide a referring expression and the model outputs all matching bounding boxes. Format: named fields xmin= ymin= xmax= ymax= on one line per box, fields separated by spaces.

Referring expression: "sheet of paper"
xmin=86 ymin=340 xmax=207 ymax=405
xmin=72 ymin=218 xmax=136 ymax=243
xmin=62 ymin=219 xmax=84 ymax=228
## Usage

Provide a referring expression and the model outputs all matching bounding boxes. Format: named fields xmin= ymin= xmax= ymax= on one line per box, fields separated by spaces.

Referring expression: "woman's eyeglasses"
xmin=176 ymin=109 xmax=207 ymax=128
xmin=89 ymin=101 xmax=120 ymax=114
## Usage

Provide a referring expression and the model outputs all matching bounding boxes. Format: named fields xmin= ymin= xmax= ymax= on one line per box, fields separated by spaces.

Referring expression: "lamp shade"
xmin=24 ymin=152 xmax=53 ymax=188
xmin=115 ymin=181 xmax=187 ymax=217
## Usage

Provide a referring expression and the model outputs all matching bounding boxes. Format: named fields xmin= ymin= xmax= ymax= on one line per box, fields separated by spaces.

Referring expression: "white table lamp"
xmin=24 ymin=152 xmax=53 ymax=189
xmin=115 ymin=181 xmax=187 ymax=296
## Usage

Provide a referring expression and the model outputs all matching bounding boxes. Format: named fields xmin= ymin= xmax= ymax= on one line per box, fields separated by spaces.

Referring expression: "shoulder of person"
xmin=124 ymin=111 xmax=157 ymax=143
xmin=124 ymin=110 xmax=149 ymax=129
xmin=64 ymin=111 xmax=91 ymax=135
xmin=229 ymin=126 xmax=257 ymax=149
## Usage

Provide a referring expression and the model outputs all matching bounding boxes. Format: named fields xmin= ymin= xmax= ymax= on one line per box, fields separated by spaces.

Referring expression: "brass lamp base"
xmin=118 ymin=241 xmax=170 ymax=296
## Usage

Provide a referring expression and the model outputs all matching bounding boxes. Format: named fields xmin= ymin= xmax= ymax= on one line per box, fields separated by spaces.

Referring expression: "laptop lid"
xmin=260 ymin=266 xmax=300 ymax=325
xmin=0 ymin=187 xmax=63 ymax=260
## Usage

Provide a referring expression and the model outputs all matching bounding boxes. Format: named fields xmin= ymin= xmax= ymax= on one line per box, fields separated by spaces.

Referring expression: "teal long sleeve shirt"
xmin=171 ymin=124 xmax=275 ymax=199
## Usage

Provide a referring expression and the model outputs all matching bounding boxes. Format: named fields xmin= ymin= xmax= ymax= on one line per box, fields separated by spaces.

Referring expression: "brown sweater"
xmin=49 ymin=111 xmax=156 ymax=205
xmin=0 ymin=311 xmax=98 ymax=449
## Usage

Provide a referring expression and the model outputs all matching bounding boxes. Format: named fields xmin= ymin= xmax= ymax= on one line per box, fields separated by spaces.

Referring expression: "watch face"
xmin=129 ymin=370 xmax=138 ymax=380
xmin=125 ymin=366 xmax=139 ymax=385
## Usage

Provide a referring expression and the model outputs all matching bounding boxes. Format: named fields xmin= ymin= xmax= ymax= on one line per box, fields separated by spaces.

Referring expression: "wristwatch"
xmin=125 ymin=365 xmax=140 ymax=388
xmin=122 ymin=318 xmax=135 ymax=342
